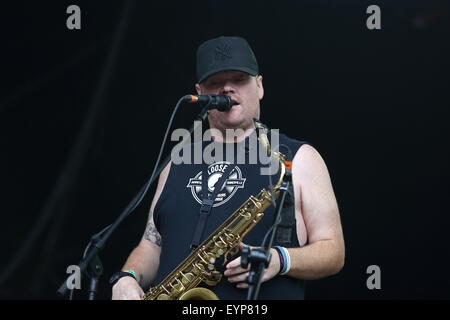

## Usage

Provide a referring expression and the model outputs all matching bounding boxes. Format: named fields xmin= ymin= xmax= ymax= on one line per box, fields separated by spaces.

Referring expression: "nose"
xmin=220 ymin=81 xmax=235 ymax=95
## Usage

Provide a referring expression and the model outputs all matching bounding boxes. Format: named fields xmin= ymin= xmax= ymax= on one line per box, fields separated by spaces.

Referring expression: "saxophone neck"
xmin=252 ymin=118 xmax=287 ymax=191
xmin=253 ymin=118 xmax=271 ymax=157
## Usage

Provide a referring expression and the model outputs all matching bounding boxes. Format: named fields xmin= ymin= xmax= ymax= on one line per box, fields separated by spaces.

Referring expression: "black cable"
xmin=260 ymin=143 xmax=292 ymax=248
xmin=82 ymin=95 xmax=188 ymax=256
xmin=243 ymin=143 xmax=293 ymax=300
xmin=57 ymin=95 xmax=211 ymax=299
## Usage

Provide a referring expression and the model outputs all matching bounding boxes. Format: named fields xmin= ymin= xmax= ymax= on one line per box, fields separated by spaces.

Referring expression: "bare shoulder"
xmin=292 ymin=143 xmax=336 ymax=195
xmin=292 ymin=144 xmax=331 ymax=179
xmin=291 ymin=143 xmax=342 ymax=243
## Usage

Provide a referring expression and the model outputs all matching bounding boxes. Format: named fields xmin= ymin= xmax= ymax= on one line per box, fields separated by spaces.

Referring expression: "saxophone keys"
xmin=193 ymin=262 xmax=205 ymax=274
xmin=180 ymin=272 xmax=194 ymax=285
xmin=156 ymin=293 xmax=171 ymax=300
xmin=230 ymin=246 xmax=240 ymax=256
xmin=204 ymin=271 xmax=222 ymax=286
xmin=171 ymin=281 xmax=185 ymax=296
xmin=223 ymin=251 xmax=232 ymax=266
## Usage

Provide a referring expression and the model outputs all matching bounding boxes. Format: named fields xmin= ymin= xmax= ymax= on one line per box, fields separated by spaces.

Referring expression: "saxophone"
xmin=143 ymin=120 xmax=286 ymax=300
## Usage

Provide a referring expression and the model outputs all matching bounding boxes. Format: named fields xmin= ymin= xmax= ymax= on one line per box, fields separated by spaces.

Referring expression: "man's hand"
xmin=112 ymin=276 xmax=144 ymax=300
xmin=224 ymin=243 xmax=281 ymax=289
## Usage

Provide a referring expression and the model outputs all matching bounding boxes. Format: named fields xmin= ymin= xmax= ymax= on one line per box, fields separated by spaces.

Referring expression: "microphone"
xmin=184 ymin=94 xmax=237 ymax=112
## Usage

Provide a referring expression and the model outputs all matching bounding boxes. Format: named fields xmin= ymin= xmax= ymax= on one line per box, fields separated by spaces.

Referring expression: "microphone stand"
xmin=57 ymin=103 xmax=211 ymax=299
xmin=241 ymin=166 xmax=292 ymax=300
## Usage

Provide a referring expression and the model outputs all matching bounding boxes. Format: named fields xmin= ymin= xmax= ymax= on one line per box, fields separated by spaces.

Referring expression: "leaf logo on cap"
xmin=214 ymin=44 xmax=232 ymax=61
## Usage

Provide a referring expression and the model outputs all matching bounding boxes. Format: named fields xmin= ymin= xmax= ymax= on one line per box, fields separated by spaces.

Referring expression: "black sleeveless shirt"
xmin=153 ymin=131 xmax=309 ymax=299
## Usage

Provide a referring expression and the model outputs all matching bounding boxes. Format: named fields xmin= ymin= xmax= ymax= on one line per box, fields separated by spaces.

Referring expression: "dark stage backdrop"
xmin=1 ymin=0 xmax=449 ymax=300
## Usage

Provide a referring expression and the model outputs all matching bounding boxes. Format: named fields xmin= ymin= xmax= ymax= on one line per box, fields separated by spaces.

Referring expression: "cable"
xmin=260 ymin=143 xmax=292 ymax=248
xmin=82 ymin=95 xmax=188 ymax=256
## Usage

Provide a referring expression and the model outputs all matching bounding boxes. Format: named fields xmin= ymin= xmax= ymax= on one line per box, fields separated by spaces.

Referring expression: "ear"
xmin=195 ymin=83 xmax=202 ymax=95
xmin=256 ymin=75 xmax=264 ymax=100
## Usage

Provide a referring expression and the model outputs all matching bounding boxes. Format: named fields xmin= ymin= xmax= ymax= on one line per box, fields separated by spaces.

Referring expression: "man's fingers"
xmin=225 ymin=257 xmax=252 ymax=272
xmin=227 ymin=272 xmax=249 ymax=283
xmin=226 ymin=256 xmax=241 ymax=269
xmin=224 ymin=266 xmax=247 ymax=277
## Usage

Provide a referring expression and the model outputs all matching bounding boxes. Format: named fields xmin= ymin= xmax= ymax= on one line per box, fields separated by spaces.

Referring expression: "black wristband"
xmin=109 ymin=271 xmax=137 ymax=286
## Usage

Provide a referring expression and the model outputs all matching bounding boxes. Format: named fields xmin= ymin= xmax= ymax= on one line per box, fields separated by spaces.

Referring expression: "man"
xmin=111 ymin=36 xmax=344 ymax=300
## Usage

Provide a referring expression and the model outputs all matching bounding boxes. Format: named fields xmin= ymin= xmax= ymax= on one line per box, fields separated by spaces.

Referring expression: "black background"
xmin=1 ymin=0 xmax=449 ymax=300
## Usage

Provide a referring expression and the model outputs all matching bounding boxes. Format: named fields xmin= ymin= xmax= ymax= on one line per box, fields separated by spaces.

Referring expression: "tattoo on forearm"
xmin=144 ymin=220 xmax=162 ymax=246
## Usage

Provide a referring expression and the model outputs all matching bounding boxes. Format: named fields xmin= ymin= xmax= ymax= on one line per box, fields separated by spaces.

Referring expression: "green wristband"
xmin=123 ymin=269 xmax=137 ymax=280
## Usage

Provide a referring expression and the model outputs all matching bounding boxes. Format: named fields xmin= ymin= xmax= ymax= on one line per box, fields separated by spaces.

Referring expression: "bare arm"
xmin=112 ymin=162 xmax=171 ymax=299
xmin=225 ymin=144 xmax=344 ymax=287
xmin=120 ymin=216 xmax=162 ymax=289
xmin=286 ymin=144 xmax=345 ymax=280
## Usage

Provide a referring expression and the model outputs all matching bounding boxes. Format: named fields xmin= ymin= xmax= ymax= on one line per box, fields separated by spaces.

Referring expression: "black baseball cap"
xmin=196 ymin=36 xmax=259 ymax=83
